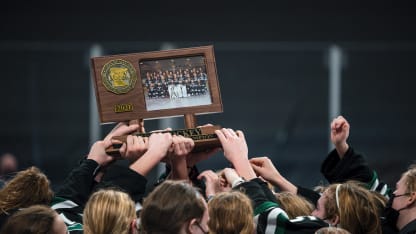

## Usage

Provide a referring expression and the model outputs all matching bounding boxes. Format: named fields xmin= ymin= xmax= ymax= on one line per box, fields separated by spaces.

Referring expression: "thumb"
xmin=250 ymin=163 xmax=261 ymax=172
xmin=197 ymin=174 xmax=204 ymax=180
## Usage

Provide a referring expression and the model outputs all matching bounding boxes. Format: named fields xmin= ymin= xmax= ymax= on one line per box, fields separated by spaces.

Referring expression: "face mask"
xmin=382 ymin=193 xmax=410 ymax=226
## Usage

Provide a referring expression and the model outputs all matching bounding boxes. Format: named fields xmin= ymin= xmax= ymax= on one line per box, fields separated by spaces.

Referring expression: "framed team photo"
xmin=91 ymin=45 xmax=223 ymax=123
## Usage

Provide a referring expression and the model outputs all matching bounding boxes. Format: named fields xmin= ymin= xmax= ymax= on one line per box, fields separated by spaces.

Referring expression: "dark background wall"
xmin=1 ymin=1 xmax=415 ymax=190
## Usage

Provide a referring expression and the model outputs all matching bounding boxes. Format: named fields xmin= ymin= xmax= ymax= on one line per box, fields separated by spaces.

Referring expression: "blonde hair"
xmin=140 ymin=180 xmax=205 ymax=234
xmin=83 ymin=189 xmax=136 ymax=234
xmin=208 ymin=191 xmax=254 ymax=234
xmin=274 ymin=192 xmax=314 ymax=219
xmin=315 ymin=226 xmax=351 ymax=234
xmin=324 ymin=182 xmax=381 ymax=234
xmin=403 ymin=163 xmax=416 ymax=193
xmin=0 ymin=166 xmax=53 ymax=213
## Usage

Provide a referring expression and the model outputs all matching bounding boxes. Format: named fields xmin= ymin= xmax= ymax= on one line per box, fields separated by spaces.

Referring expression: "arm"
xmin=324 ymin=116 xmax=375 ymax=184
xmin=129 ymin=132 xmax=172 ymax=177
xmin=166 ymin=135 xmax=194 ymax=181
xmin=214 ymin=128 xmax=256 ymax=180
xmin=323 ymin=116 xmax=390 ymax=197
xmin=55 ymin=121 xmax=140 ymax=202
xmin=53 ymin=121 xmax=140 ymax=232
xmin=330 ymin=116 xmax=350 ymax=158
xmin=249 ymin=156 xmax=298 ymax=194
xmin=100 ymin=133 xmax=172 ymax=203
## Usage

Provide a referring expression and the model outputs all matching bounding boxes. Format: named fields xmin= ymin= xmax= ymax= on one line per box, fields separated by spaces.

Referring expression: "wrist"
xmin=87 ymin=155 xmax=106 ymax=166
xmin=335 ymin=143 xmax=349 ymax=158
xmin=231 ymin=177 xmax=245 ymax=188
xmin=146 ymin=149 xmax=167 ymax=161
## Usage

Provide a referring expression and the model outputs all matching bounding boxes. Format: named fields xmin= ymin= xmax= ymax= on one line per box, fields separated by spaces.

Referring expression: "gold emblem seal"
xmin=101 ymin=59 xmax=137 ymax=94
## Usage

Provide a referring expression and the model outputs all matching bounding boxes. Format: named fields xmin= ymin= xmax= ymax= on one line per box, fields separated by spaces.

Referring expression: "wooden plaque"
xmin=90 ymin=45 xmax=223 ymax=123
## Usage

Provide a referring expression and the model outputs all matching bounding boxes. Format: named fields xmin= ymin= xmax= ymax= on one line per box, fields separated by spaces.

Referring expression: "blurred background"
xmin=1 ymin=1 xmax=415 ymax=190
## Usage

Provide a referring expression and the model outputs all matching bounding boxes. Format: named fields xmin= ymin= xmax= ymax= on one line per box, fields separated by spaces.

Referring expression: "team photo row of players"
xmin=142 ymin=67 xmax=209 ymax=99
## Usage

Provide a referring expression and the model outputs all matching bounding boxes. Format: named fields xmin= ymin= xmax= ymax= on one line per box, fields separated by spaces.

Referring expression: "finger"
xmin=143 ymin=137 xmax=149 ymax=148
xmin=228 ymin=128 xmax=237 ymax=136
xmin=138 ymin=119 xmax=145 ymax=132
xmin=343 ymin=121 xmax=350 ymax=130
xmin=215 ymin=129 xmax=226 ymax=142
xmin=105 ymin=123 xmax=138 ymax=142
xmin=249 ymin=159 xmax=259 ymax=166
xmin=104 ymin=122 xmax=126 ymax=141
xmin=126 ymin=135 xmax=137 ymax=156
xmin=235 ymin=130 xmax=245 ymax=140
xmin=250 ymin=163 xmax=261 ymax=172
xmin=185 ymin=138 xmax=195 ymax=152
xmin=197 ymin=173 xmax=206 ymax=180
xmin=222 ymin=128 xmax=234 ymax=138
xmin=172 ymin=135 xmax=182 ymax=154
xmin=110 ymin=137 xmax=123 ymax=145
xmin=204 ymin=171 xmax=216 ymax=178
xmin=331 ymin=120 xmax=337 ymax=130
xmin=337 ymin=121 xmax=345 ymax=131
xmin=136 ymin=136 xmax=145 ymax=145
xmin=196 ymin=123 xmax=213 ymax=128
xmin=129 ymin=119 xmax=139 ymax=126
xmin=108 ymin=122 xmax=127 ymax=135
xmin=249 ymin=157 xmax=266 ymax=164
xmin=127 ymin=135 xmax=134 ymax=146
xmin=176 ymin=141 xmax=185 ymax=155
xmin=119 ymin=143 xmax=127 ymax=156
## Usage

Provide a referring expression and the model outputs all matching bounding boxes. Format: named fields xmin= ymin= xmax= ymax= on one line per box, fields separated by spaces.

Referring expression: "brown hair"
xmin=324 ymin=182 xmax=381 ymax=234
xmin=140 ymin=180 xmax=205 ymax=234
xmin=0 ymin=166 xmax=53 ymax=213
xmin=208 ymin=191 xmax=254 ymax=234
xmin=83 ymin=189 xmax=136 ymax=234
xmin=275 ymin=191 xmax=314 ymax=219
xmin=0 ymin=205 xmax=59 ymax=234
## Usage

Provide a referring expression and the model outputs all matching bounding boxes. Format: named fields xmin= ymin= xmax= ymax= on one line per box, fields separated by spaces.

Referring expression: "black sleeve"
xmin=234 ymin=178 xmax=273 ymax=208
xmin=256 ymin=178 xmax=278 ymax=203
xmin=97 ymin=164 xmax=148 ymax=203
xmin=321 ymin=146 xmax=373 ymax=184
xmin=235 ymin=178 xmax=328 ymax=234
xmin=55 ymin=159 xmax=100 ymax=205
xmin=322 ymin=146 xmax=392 ymax=199
xmin=297 ymin=185 xmax=321 ymax=205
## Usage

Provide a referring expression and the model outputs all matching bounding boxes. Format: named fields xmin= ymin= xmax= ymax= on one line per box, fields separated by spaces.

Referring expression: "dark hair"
xmin=0 ymin=205 xmax=58 ymax=234
xmin=140 ymin=180 xmax=205 ymax=234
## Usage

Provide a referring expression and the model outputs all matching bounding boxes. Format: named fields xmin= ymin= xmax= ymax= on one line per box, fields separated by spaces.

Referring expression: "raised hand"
xmin=215 ymin=128 xmax=248 ymax=163
xmin=167 ymin=135 xmax=195 ymax=180
xmin=118 ymin=135 xmax=147 ymax=163
xmin=129 ymin=132 xmax=173 ymax=176
xmin=249 ymin=157 xmax=297 ymax=194
xmin=215 ymin=128 xmax=256 ymax=180
xmin=249 ymin=156 xmax=281 ymax=182
xmin=197 ymin=170 xmax=222 ymax=198
xmin=330 ymin=116 xmax=350 ymax=157
xmin=88 ymin=121 xmax=139 ymax=166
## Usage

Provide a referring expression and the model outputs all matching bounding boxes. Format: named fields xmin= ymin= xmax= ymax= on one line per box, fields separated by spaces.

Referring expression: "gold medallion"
xmin=101 ymin=59 xmax=137 ymax=94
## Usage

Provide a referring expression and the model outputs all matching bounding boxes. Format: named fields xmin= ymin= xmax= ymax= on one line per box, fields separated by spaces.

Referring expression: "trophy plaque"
xmin=90 ymin=45 xmax=223 ymax=156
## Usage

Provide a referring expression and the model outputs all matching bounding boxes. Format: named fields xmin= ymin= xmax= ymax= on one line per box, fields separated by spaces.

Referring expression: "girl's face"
xmin=392 ymin=175 xmax=410 ymax=211
xmin=51 ymin=214 xmax=68 ymax=234
xmin=311 ymin=192 xmax=328 ymax=220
